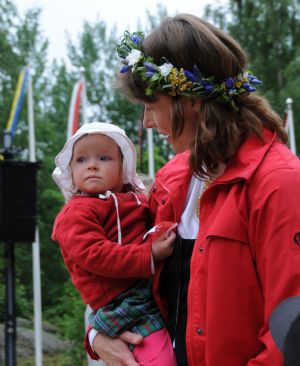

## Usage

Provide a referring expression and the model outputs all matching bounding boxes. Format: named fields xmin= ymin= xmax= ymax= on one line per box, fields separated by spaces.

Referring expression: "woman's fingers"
xmin=93 ymin=332 xmax=140 ymax=366
xmin=119 ymin=330 xmax=144 ymax=345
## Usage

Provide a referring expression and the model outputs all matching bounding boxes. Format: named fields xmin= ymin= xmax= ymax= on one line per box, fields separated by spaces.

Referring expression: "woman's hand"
xmin=92 ymin=331 xmax=143 ymax=366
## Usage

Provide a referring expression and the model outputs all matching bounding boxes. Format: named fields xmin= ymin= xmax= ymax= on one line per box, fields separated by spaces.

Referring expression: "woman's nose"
xmin=143 ymin=111 xmax=155 ymax=128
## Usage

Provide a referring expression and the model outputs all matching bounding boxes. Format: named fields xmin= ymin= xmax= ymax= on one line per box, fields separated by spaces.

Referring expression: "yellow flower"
xmin=167 ymin=67 xmax=193 ymax=95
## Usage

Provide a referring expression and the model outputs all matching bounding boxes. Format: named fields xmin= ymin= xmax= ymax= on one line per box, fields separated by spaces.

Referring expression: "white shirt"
xmin=177 ymin=175 xmax=203 ymax=239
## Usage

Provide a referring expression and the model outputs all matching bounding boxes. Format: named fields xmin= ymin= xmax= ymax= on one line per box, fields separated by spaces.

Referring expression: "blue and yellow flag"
xmin=6 ymin=67 xmax=29 ymax=137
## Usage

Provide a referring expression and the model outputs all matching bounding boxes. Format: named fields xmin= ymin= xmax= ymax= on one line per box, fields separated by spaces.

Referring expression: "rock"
xmin=0 ymin=318 xmax=72 ymax=361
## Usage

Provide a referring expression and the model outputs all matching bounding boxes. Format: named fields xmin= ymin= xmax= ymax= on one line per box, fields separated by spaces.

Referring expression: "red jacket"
xmin=52 ymin=193 xmax=153 ymax=310
xmin=150 ymin=129 xmax=300 ymax=365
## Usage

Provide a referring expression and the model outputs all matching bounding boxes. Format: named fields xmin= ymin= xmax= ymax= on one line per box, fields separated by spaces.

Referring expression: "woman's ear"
xmin=190 ymin=97 xmax=202 ymax=112
xmin=181 ymin=96 xmax=201 ymax=113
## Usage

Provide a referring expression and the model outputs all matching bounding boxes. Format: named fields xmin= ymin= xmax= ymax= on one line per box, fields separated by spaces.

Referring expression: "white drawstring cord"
xmin=99 ymin=191 xmax=122 ymax=244
xmin=128 ymin=191 xmax=141 ymax=205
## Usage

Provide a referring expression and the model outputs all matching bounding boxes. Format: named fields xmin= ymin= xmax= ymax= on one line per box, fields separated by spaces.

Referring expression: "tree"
xmin=0 ymin=0 xmax=50 ymax=322
xmin=0 ymin=0 xmax=21 ymax=142
xmin=66 ymin=5 xmax=174 ymax=175
xmin=0 ymin=3 xmax=182 ymax=364
xmin=204 ymin=0 xmax=300 ymax=152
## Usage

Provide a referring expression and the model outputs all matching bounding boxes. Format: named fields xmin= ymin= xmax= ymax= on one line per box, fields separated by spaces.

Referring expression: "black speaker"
xmin=0 ymin=160 xmax=39 ymax=243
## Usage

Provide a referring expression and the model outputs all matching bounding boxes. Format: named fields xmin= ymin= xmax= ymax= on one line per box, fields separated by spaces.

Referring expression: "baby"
xmin=51 ymin=122 xmax=177 ymax=365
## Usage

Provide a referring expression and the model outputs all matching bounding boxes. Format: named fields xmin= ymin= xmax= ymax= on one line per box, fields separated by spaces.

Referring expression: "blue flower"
xmin=248 ymin=74 xmax=262 ymax=84
xmin=201 ymin=80 xmax=214 ymax=91
xmin=120 ymin=65 xmax=131 ymax=73
xmin=184 ymin=70 xmax=198 ymax=82
xmin=251 ymin=78 xmax=262 ymax=84
xmin=205 ymin=85 xmax=215 ymax=92
xmin=144 ymin=62 xmax=158 ymax=72
xmin=225 ymin=77 xmax=234 ymax=89
xmin=145 ymin=71 xmax=155 ymax=78
xmin=131 ymin=34 xmax=140 ymax=45
xmin=243 ymin=83 xmax=256 ymax=92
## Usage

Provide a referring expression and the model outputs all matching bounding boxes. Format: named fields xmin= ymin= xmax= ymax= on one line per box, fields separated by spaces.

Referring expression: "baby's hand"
xmin=151 ymin=231 xmax=176 ymax=261
xmin=144 ymin=221 xmax=177 ymax=262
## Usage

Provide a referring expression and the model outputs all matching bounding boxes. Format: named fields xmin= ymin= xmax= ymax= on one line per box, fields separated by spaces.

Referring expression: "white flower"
xmin=159 ymin=63 xmax=173 ymax=76
xmin=126 ymin=49 xmax=142 ymax=66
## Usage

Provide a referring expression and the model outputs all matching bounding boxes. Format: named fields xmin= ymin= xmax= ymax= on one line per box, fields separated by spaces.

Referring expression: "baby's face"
xmin=70 ymin=134 xmax=123 ymax=195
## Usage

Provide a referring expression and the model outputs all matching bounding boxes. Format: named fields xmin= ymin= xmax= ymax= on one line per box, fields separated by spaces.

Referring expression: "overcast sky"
xmin=13 ymin=0 xmax=224 ymax=62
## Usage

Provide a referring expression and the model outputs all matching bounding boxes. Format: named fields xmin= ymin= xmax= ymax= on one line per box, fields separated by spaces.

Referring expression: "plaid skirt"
xmin=89 ymin=278 xmax=165 ymax=339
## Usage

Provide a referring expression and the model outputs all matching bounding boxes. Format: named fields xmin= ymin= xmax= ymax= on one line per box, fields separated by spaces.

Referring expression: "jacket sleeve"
xmin=84 ymin=326 xmax=99 ymax=360
xmin=247 ymin=166 xmax=300 ymax=365
xmin=53 ymin=204 xmax=152 ymax=279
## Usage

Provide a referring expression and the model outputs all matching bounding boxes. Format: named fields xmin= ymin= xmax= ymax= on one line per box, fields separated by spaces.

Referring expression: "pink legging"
xmin=133 ymin=328 xmax=177 ymax=366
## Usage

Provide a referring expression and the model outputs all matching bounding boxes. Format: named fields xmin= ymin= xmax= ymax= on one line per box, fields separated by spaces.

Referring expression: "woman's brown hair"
xmin=118 ymin=14 xmax=287 ymax=178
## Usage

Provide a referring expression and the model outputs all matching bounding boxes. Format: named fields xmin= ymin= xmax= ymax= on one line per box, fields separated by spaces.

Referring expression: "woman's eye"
xmin=100 ymin=155 xmax=111 ymax=161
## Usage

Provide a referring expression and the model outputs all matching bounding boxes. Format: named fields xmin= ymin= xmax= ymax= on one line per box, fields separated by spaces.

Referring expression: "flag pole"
xmin=77 ymin=72 xmax=100 ymax=366
xmin=286 ymin=97 xmax=297 ymax=155
xmin=27 ymin=65 xmax=43 ymax=366
xmin=80 ymin=67 xmax=88 ymax=125
xmin=147 ymin=129 xmax=155 ymax=179
xmin=67 ymin=78 xmax=85 ymax=138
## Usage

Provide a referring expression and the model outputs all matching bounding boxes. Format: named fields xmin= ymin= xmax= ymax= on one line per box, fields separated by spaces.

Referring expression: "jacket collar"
xmin=156 ymin=150 xmax=192 ymax=222
xmin=216 ymin=128 xmax=276 ymax=185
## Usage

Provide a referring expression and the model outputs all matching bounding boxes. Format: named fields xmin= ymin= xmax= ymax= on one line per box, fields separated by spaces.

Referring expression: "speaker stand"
xmin=5 ymin=242 xmax=16 ymax=366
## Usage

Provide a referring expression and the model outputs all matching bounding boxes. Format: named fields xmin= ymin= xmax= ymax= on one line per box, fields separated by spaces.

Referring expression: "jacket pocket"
xmin=205 ymin=200 xmax=249 ymax=244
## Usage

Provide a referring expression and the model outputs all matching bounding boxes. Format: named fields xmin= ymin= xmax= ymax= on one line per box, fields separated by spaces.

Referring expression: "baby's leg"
xmin=133 ymin=328 xmax=177 ymax=366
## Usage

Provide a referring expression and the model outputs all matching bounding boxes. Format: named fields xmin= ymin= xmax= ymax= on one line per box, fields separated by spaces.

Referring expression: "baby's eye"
xmin=100 ymin=155 xmax=111 ymax=161
xmin=76 ymin=156 xmax=86 ymax=163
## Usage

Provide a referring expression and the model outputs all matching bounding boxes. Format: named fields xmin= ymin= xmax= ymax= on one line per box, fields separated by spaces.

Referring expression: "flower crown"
xmin=116 ymin=31 xmax=262 ymax=111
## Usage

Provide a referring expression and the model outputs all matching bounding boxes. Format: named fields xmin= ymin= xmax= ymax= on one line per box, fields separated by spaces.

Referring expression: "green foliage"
xmin=15 ymin=245 xmax=34 ymax=318
xmin=0 ymin=2 xmax=169 ymax=362
xmin=0 ymin=1 xmax=170 ymax=351
xmin=45 ymin=278 xmax=86 ymax=365
xmin=204 ymin=0 xmax=300 ymax=154
xmin=1 ymin=0 xmax=300 ymax=361
xmin=280 ymin=46 xmax=300 ymax=147
xmin=67 ymin=21 xmax=119 ymax=121
xmin=0 ymin=0 xmax=21 ymax=139
xmin=66 ymin=12 xmax=171 ymax=172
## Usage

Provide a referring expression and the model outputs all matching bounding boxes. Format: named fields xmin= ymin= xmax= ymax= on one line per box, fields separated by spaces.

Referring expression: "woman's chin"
xmin=172 ymin=141 xmax=189 ymax=154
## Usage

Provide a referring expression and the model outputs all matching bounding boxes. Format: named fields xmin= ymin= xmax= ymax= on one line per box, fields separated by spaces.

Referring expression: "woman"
xmin=86 ymin=14 xmax=300 ymax=365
